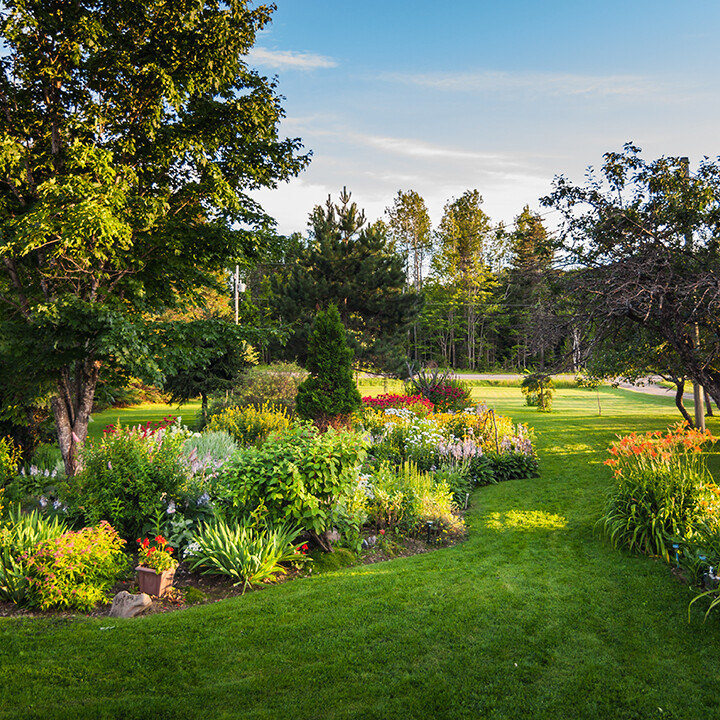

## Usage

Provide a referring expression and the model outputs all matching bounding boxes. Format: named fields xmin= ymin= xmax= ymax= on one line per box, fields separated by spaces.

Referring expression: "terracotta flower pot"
xmin=136 ymin=565 xmax=176 ymax=597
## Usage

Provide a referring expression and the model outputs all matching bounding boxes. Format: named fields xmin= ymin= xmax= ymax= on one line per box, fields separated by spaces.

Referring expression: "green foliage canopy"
xmin=0 ymin=0 xmax=309 ymax=473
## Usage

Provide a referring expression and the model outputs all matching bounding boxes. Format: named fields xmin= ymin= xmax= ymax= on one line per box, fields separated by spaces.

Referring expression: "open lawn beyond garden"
xmin=2 ymin=386 xmax=720 ymax=720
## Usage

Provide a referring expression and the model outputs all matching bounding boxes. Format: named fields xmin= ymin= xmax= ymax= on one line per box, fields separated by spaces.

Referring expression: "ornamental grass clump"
xmin=404 ymin=367 xmax=472 ymax=412
xmin=364 ymin=461 xmax=465 ymax=541
xmin=599 ymin=423 xmax=717 ymax=562
xmin=187 ymin=518 xmax=304 ymax=594
xmin=25 ymin=521 xmax=126 ymax=611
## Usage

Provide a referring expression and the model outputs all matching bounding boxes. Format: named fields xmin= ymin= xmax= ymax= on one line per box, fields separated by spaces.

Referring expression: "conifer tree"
xmin=272 ymin=189 xmax=417 ymax=374
xmin=296 ymin=304 xmax=362 ymax=429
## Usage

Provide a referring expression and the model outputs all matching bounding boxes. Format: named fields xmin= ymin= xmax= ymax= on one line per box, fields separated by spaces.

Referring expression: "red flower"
xmin=155 ymin=535 xmax=166 ymax=545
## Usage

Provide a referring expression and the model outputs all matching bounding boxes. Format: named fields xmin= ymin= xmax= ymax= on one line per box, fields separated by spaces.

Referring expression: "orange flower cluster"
xmin=605 ymin=423 xmax=716 ymax=477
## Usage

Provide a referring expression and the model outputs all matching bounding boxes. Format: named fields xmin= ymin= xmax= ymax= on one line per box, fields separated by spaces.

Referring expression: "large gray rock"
xmin=108 ymin=591 xmax=152 ymax=618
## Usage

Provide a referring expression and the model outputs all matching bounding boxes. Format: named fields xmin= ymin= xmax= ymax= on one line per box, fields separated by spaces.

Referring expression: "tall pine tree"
xmin=273 ymin=189 xmax=418 ymax=374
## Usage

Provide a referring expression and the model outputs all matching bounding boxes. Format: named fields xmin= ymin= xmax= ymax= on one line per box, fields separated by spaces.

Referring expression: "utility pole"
xmin=680 ymin=157 xmax=705 ymax=430
xmin=234 ymin=265 xmax=239 ymax=325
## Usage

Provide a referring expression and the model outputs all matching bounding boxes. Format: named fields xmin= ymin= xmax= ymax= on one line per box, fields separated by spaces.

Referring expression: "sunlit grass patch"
xmin=482 ymin=509 xmax=568 ymax=532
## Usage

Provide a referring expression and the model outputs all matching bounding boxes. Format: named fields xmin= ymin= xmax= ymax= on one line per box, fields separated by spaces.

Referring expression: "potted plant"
xmin=135 ymin=535 xmax=178 ymax=597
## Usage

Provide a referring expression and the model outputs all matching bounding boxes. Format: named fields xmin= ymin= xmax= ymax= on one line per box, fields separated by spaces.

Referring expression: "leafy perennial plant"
xmin=600 ymin=424 xmax=717 ymax=562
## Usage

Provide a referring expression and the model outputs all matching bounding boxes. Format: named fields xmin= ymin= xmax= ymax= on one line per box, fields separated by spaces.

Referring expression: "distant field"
xmin=88 ymin=401 xmax=202 ymax=440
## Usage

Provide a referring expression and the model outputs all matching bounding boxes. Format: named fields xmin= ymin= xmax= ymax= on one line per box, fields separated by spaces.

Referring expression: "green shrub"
xmin=187 ymin=518 xmax=303 ymax=593
xmin=63 ymin=421 xmax=190 ymax=540
xmin=206 ymin=403 xmax=292 ymax=446
xmin=0 ymin=505 xmax=68 ymax=605
xmin=520 ymin=372 xmax=555 ymax=411
xmin=217 ymin=423 xmax=367 ymax=542
xmin=25 ymin=521 xmax=127 ymax=611
xmin=231 ymin=362 xmax=307 ymax=412
xmin=296 ymin=304 xmax=362 ymax=428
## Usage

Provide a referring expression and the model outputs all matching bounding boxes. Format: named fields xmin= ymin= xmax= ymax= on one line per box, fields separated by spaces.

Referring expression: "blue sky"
xmin=249 ymin=1 xmax=720 ymax=235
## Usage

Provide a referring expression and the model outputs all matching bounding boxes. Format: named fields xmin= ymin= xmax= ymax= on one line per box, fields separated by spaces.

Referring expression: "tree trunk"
xmin=704 ymin=387 xmax=714 ymax=417
xmin=52 ymin=359 xmax=101 ymax=476
xmin=201 ymin=391 xmax=209 ymax=426
xmin=671 ymin=379 xmax=694 ymax=426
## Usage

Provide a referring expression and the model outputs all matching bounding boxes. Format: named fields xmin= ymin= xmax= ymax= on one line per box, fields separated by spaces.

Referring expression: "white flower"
xmin=196 ymin=492 xmax=211 ymax=507
xmin=183 ymin=541 xmax=200 ymax=559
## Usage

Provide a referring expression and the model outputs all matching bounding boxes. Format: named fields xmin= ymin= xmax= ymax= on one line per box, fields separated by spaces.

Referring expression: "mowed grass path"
xmin=2 ymin=387 xmax=720 ymax=719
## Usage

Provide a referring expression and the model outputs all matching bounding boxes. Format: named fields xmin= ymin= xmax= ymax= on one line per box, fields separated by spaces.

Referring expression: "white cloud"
xmin=247 ymin=48 xmax=337 ymax=70
xmin=360 ymin=134 xmax=521 ymax=165
xmin=383 ymin=70 xmax=676 ymax=99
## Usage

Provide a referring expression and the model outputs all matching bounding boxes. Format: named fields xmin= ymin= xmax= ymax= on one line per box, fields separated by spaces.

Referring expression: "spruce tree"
xmin=296 ymin=304 xmax=362 ymax=429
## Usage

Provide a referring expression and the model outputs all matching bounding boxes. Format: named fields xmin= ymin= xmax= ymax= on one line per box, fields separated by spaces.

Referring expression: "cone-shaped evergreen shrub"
xmin=296 ymin=304 xmax=362 ymax=428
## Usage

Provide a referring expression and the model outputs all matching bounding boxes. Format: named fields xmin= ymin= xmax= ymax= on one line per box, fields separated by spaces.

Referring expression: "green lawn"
xmin=2 ymin=386 xmax=719 ymax=719
xmin=88 ymin=401 xmax=202 ymax=441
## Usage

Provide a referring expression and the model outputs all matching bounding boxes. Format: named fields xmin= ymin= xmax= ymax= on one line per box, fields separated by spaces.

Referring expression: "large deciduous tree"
xmin=0 ymin=0 xmax=309 ymax=474
xmin=385 ymin=190 xmax=432 ymax=362
xmin=431 ymin=190 xmax=496 ymax=369
xmin=542 ymin=144 xmax=720 ymax=408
